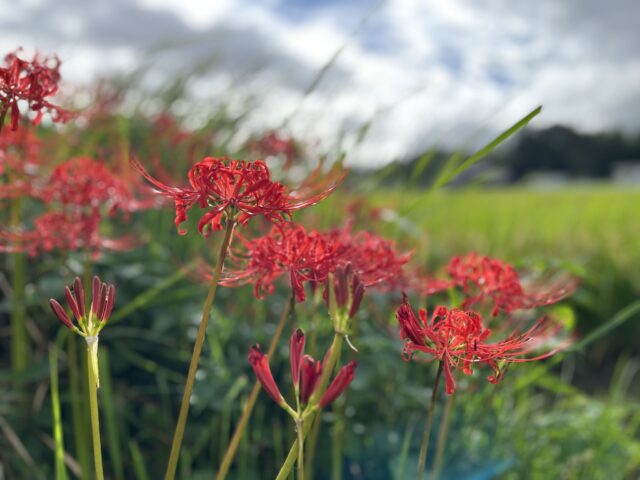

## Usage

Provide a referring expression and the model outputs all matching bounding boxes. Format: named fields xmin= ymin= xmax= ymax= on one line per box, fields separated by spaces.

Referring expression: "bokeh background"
xmin=2 ymin=1 xmax=640 ymax=479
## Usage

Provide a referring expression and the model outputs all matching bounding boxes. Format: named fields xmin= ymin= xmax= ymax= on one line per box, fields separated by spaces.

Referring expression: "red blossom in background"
xmin=0 ymin=210 xmax=135 ymax=258
xmin=220 ymin=222 xmax=411 ymax=302
xmin=221 ymin=223 xmax=337 ymax=301
xmin=0 ymin=155 xmax=157 ymax=257
xmin=39 ymin=156 xmax=156 ymax=215
xmin=424 ymin=253 xmax=578 ymax=315
xmin=0 ymin=127 xmax=43 ymax=199
xmin=250 ymin=131 xmax=299 ymax=169
xmin=132 ymin=156 xmax=346 ymax=236
xmin=396 ymin=298 xmax=568 ymax=394
xmin=0 ymin=49 xmax=72 ymax=133
xmin=0 ymin=126 xmax=41 ymax=174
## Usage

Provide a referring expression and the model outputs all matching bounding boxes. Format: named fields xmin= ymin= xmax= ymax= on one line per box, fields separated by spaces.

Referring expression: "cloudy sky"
xmin=2 ymin=0 xmax=639 ymax=166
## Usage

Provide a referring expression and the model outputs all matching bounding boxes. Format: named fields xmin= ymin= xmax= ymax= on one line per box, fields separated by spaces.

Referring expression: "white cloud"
xmin=1 ymin=0 xmax=638 ymax=167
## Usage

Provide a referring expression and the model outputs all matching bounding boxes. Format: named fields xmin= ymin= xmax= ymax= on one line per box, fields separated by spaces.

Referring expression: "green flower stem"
xmin=216 ymin=293 xmax=294 ymax=480
xmin=430 ymin=390 xmax=455 ymax=480
xmin=10 ymin=195 xmax=28 ymax=376
xmin=304 ymin=407 xmax=322 ymax=480
xmin=86 ymin=338 xmax=104 ymax=480
xmin=275 ymin=333 xmax=344 ymax=480
xmin=68 ymin=334 xmax=91 ymax=477
xmin=296 ymin=418 xmax=305 ymax=480
xmin=164 ymin=219 xmax=236 ymax=480
xmin=417 ymin=360 xmax=444 ymax=480
xmin=330 ymin=345 xmax=344 ymax=480
xmin=49 ymin=344 xmax=68 ymax=480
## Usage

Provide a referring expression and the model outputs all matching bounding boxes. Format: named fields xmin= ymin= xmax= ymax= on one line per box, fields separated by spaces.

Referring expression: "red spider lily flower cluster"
xmin=222 ymin=223 xmax=333 ymax=302
xmin=0 ymin=127 xmax=41 ymax=178
xmin=49 ymin=276 xmax=116 ymax=336
xmin=39 ymin=156 xmax=155 ymax=215
xmin=132 ymin=156 xmax=346 ymax=236
xmin=248 ymin=329 xmax=357 ymax=413
xmin=0 ymin=156 xmax=154 ymax=257
xmin=250 ymin=131 xmax=298 ymax=169
xmin=0 ymin=211 xmax=135 ymax=257
xmin=396 ymin=298 xmax=568 ymax=394
xmin=220 ymin=222 xmax=411 ymax=302
xmin=425 ymin=253 xmax=578 ymax=316
xmin=0 ymin=49 xmax=71 ymax=132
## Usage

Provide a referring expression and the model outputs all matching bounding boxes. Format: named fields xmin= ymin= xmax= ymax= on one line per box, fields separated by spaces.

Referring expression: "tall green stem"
xmin=430 ymin=391 xmax=455 ymax=480
xmin=296 ymin=418 xmax=305 ymax=480
xmin=10 ymin=196 xmax=28 ymax=376
xmin=68 ymin=334 xmax=91 ymax=477
xmin=417 ymin=360 xmax=443 ymax=480
xmin=275 ymin=333 xmax=344 ymax=480
xmin=216 ymin=293 xmax=294 ymax=480
xmin=164 ymin=220 xmax=235 ymax=480
xmin=86 ymin=339 xmax=104 ymax=480
xmin=49 ymin=344 xmax=68 ymax=480
xmin=304 ymin=408 xmax=322 ymax=480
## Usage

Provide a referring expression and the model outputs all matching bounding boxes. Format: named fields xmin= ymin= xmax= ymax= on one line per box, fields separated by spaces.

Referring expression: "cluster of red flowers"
xmin=249 ymin=131 xmax=298 ymax=169
xmin=39 ymin=156 xmax=154 ymax=215
xmin=132 ymin=156 xmax=346 ymax=236
xmin=0 ymin=127 xmax=41 ymax=177
xmin=0 ymin=49 xmax=71 ymax=132
xmin=424 ymin=252 xmax=578 ymax=316
xmin=0 ymin=211 xmax=134 ymax=257
xmin=249 ymin=329 xmax=357 ymax=411
xmin=0 ymin=156 xmax=156 ymax=257
xmin=220 ymin=222 xmax=411 ymax=302
xmin=397 ymin=298 xmax=567 ymax=394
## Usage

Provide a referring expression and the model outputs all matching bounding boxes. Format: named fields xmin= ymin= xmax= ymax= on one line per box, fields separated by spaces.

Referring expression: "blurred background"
xmin=1 ymin=1 xmax=640 ymax=479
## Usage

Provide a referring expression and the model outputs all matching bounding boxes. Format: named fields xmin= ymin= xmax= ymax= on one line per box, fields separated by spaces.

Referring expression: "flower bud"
xmin=248 ymin=345 xmax=286 ymax=406
xmin=319 ymin=361 xmax=358 ymax=408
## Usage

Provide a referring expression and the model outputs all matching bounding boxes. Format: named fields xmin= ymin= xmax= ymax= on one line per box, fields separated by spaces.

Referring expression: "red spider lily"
xmin=0 ymin=210 xmax=135 ymax=258
xmin=131 ymin=156 xmax=346 ymax=236
xmin=221 ymin=223 xmax=338 ymax=301
xmin=220 ymin=222 xmax=411 ymax=302
xmin=396 ymin=299 xmax=568 ymax=394
xmin=0 ymin=156 xmax=155 ymax=257
xmin=0 ymin=49 xmax=72 ymax=132
xmin=0 ymin=126 xmax=41 ymax=174
xmin=344 ymin=198 xmax=384 ymax=223
xmin=425 ymin=253 xmax=577 ymax=316
xmin=50 ymin=275 xmax=116 ymax=335
xmin=330 ymin=224 xmax=413 ymax=291
xmin=250 ymin=131 xmax=298 ymax=169
xmin=39 ymin=156 xmax=156 ymax=215
xmin=248 ymin=330 xmax=357 ymax=412
xmin=0 ymin=127 xmax=42 ymax=198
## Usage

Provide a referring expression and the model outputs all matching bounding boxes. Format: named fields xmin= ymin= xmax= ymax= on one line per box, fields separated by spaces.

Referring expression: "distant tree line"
xmin=506 ymin=125 xmax=640 ymax=180
xmin=356 ymin=125 xmax=640 ymax=185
